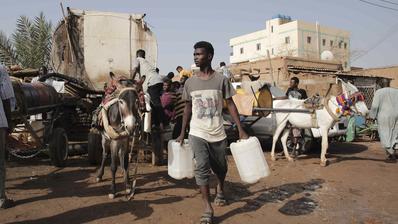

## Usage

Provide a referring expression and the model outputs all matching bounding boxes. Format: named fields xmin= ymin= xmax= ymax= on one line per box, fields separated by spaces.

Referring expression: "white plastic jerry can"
xmin=230 ymin=136 xmax=270 ymax=184
xmin=143 ymin=112 xmax=151 ymax=133
xmin=168 ymin=139 xmax=195 ymax=180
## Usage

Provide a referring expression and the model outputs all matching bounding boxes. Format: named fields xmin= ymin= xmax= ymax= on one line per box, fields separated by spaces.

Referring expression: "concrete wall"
xmin=351 ymin=66 xmax=398 ymax=88
xmin=229 ymin=57 xmax=343 ymax=97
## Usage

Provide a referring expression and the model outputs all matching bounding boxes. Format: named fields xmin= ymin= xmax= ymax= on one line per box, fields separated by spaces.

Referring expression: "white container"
xmin=143 ymin=112 xmax=151 ymax=133
xmin=168 ymin=139 xmax=195 ymax=180
xmin=230 ymin=137 xmax=270 ymax=184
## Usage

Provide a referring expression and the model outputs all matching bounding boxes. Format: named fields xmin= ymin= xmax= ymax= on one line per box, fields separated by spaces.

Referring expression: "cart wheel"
xmin=302 ymin=138 xmax=314 ymax=153
xmin=49 ymin=128 xmax=68 ymax=167
xmin=88 ymin=131 xmax=102 ymax=165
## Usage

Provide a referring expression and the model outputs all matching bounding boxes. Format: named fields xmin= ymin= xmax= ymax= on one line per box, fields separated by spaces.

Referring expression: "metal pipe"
xmin=129 ymin=15 xmax=133 ymax=78
xmin=253 ymin=107 xmax=313 ymax=113
xmin=266 ymin=49 xmax=275 ymax=86
xmin=316 ymin=21 xmax=321 ymax=60
xmin=60 ymin=2 xmax=74 ymax=63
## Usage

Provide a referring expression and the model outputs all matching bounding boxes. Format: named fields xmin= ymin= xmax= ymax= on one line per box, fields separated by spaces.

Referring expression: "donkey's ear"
xmin=110 ymin=72 xmax=116 ymax=79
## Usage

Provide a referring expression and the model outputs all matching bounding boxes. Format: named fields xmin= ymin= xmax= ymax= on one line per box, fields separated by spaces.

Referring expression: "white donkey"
xmin=270 ymin=79 xmax=369 ymax=166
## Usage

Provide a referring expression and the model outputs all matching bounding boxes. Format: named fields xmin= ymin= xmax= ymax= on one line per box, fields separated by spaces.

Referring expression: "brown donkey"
xmin=96 ymin=74 xmax=141 ymax=199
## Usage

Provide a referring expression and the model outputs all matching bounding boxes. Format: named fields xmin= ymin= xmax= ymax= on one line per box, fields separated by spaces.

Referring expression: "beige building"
xmin=229 ymin=15 xmax=351 ymax=70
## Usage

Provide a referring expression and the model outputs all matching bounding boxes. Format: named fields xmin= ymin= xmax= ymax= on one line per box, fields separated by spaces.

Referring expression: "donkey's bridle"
xmin=102 ymin=87 xmax=140 ymax=140
xmin=334 ymin=92 xmax=365 ymax=116
xmin=117 ymin=87 xmax=140 ymax=135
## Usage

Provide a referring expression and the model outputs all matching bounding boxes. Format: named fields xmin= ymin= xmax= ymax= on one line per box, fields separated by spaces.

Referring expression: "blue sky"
xmin=1 ymin=0 xmax=398 ymax=74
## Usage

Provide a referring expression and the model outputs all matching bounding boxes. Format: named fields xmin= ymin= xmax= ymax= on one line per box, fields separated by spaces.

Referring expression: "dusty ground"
xmin=1 ymin=140 xmax=397 ymax=224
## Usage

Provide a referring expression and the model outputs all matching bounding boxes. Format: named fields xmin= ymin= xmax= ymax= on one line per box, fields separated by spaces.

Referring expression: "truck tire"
xmin=49 ymin=128 xmax=68 ymax=167
xmin=88 ymin=131 xmax=102 ymax=165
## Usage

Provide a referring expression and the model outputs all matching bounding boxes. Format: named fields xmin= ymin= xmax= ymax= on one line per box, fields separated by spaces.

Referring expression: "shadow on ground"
xmin=217 ymin=179 xmax=324 ymax=222
xmin=6 ymin=196 xmax=182 ymax=224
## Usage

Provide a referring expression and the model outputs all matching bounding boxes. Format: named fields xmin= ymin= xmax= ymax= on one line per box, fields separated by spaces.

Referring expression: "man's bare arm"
xmin=226 ymin=98 xmax=248 ymax=139
xmin=131 ymin=62 xmax=140 ymax=80
xmin=176 ymin=101 xmax=192 ymax=143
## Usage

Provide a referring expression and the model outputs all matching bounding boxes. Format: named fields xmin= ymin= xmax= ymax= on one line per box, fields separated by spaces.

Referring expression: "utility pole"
xmin=266 ymin=49 xmax=275 ymax=86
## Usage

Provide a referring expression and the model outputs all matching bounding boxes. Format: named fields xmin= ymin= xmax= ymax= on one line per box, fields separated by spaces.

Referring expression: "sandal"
xmin=200 ymin=212 xmax=213 ymax=224
xmin=214 ymin=193 xmax=227 ymax=206
xmin=385 ymin=153 xmax=397 ymax=163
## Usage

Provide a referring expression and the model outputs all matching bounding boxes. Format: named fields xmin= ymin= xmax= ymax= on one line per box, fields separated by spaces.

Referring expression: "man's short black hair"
xmin=172 ymin=81 xmax=181 ymax=90
xmin=194 ymin=41 xmax=214 ymax=56
xmin=220 ymin=62 xmax=226 ymax=67
xmin=176 ymin=66 xmax=182 ymax=71
xmin=167 ymin=72 xmax=174 ymax=79
xmin=136 ymin=49 xmax=145 ymax=58
xmin=291 ymin=77 xmax=299 ymax=84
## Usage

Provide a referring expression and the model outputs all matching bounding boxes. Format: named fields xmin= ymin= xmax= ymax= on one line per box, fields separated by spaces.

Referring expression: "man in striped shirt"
xmin=0 ymin=64 xmax=15 ymax=209
xmin=172 ymin=78 xmax=188 ymax=139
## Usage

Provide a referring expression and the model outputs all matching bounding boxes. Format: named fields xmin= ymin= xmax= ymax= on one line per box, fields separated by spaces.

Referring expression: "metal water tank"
xmin=12 ymin=81 xmax=59 ymax=115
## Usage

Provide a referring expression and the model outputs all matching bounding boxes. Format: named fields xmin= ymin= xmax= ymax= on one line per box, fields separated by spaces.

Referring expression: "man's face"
xmin=177 ymin=67 xmax=182 ymax=73
xmin=194 ymin=48 xmax=212 ymax=68
xmin=163 ymin=82 xmax=170 ymax=92
xmin=289 ymin=79 xmax=298 ymax=88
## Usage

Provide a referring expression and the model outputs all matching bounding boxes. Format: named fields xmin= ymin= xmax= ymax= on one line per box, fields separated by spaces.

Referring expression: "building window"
xmin=285 ymin=36 xmax=290 ymax=44
xmin=344 ymin=61 xmax=348 ymax=68
xmin=271 ymin=26 xmax=273 ymax=33
xmin=344 ymin=42 xmax=347 ymax=49
xmin=307 ymin=36 xmax=311 ymax=44
xmin=240 ymin=47 xmax=244 ymax=54
xmin=271 ymin=48 xmax=274 ymax=55
xmin=330 ymin=40 xmax=334 ymax=47
xmin=322 ymin=39 xmax=326 ymax=46
xmin=230 ymin=51 xmax=233 ymax=56
xmin=256 ymin=43 xmax=261 ymax=51
xmin=338 ymin=41 xmax=342 ymax=48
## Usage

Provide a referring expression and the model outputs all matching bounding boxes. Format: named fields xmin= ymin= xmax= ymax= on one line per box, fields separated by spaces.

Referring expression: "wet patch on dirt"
xmin=257 ymin=178 xmax=324 ymax=203
xmin=278 ymin=197 xmax=317 ymax=216
xmin=236 ymin=179 xmax=324 ymax=215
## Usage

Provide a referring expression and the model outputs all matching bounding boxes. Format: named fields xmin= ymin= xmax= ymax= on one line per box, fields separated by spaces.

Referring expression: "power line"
xmin=351 ymin=22 xmax=398 ymax=62
xmin=359 ymin=0 xmax=398 ymax=11
xmin=378 ymin=0 xmax=398 ymax=6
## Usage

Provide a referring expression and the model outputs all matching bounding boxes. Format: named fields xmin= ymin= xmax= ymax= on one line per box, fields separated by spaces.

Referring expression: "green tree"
xmin=0 ymin=12 xmax=52 ymax=68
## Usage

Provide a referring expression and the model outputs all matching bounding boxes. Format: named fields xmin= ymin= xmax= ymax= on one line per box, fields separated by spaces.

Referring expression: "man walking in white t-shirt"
xmin=176 ymin=41 xmax=248 ymax=224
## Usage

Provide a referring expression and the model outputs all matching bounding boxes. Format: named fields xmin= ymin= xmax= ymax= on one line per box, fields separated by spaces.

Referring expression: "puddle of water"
xmin=256 ymin=179 xmax=324 ymax=203
xmin=238 ymin=179 xmax=324 ymax=213
xmin=278 ymin=197 xmax=318 ymax=216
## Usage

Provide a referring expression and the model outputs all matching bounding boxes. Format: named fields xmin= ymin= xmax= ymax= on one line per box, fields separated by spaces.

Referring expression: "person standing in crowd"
xmin=286 ymin=77 xmax=308 ymax=99
xmin=131 ymin=49 xmax=165 ymax=129
xmin=176 ymin=65 xmax=192 ymax=79
xmin=160 ymin=79 xmax=176 ymax=126
xmin=0 ymin=65 xmax=15 ymax=209
xmin=176 ymin=41 xmax=248 ymax=224
xmin=369 ymin=87 xmax=398 ymax=163
xmin=166 ymin=72 xmax=175 ymax=81
xmin=172 ymin=79 xmax=186 ymax=139
xmin=218 ymin=62 xmax=232 ymax=80
xmin=285 ymin=76 xmax=308 ymax=153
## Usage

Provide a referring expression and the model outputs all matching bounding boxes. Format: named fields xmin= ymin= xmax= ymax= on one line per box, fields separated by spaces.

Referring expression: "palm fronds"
xmin=32 ymin=12 xmax=53 ymax=68
xmin=0 ymin=31 xmax=18 ymax=66
xmin=0 ymin=12 xmax=52 ymax=69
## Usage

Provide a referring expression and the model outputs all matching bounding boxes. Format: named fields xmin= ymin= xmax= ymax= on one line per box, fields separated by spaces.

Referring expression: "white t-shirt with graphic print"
xmin=182 ymin=72 xmax=235 ymax=142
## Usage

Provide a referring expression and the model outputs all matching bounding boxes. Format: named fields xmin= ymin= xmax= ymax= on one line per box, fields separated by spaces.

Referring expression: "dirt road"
xmin=1 ymin=141 xmax=397 ymax=224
